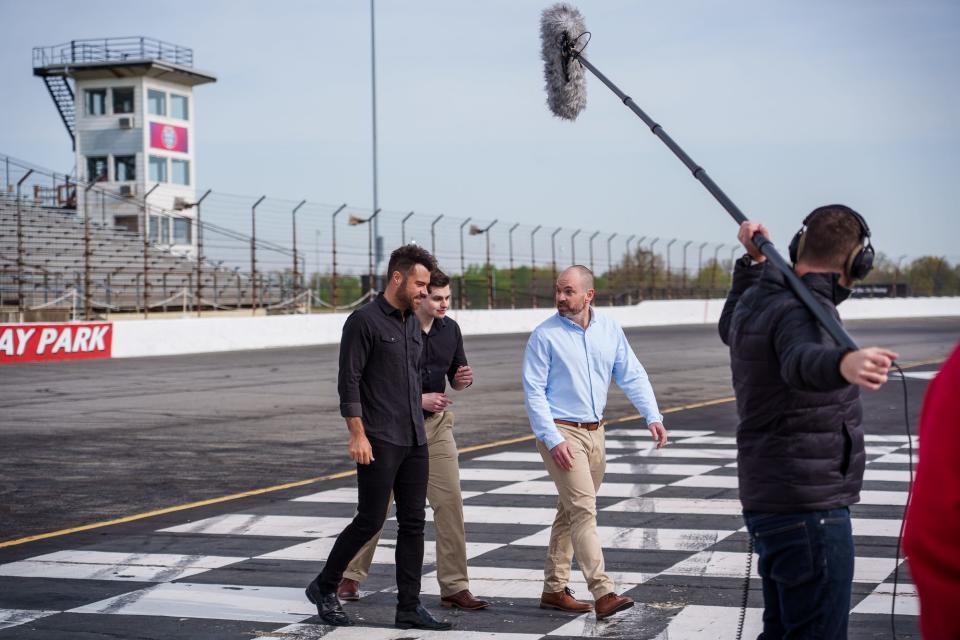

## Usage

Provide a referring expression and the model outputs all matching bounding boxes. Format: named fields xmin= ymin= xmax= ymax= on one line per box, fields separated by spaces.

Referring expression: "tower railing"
xmin=33 ymin=37 xmax=194 ymax=69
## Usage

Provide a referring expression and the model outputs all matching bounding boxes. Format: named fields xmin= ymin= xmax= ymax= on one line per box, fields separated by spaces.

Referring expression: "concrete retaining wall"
xmin=110 ymin=297 xmax=960 ymax=359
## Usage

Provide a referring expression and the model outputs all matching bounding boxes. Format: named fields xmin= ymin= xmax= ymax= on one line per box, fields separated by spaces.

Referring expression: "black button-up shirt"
xmin=338 ymin=293 xmax=425 ymax=446
xmin=421 ymin=316 xmax=468 ymax=417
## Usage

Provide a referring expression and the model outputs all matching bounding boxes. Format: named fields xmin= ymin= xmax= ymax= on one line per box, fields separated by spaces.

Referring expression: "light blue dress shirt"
xmin=522 ymin=308 xmax=664 ymax=450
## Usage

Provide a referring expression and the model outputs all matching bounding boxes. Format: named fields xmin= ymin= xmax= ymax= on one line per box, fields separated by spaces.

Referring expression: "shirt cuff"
xmin=340 ymin=402 xmax=362 ymax=418
xmin=646 ymin=413 xmax=664 ymax=425
xmin=541 ymin=428 xmax=566 ymax=450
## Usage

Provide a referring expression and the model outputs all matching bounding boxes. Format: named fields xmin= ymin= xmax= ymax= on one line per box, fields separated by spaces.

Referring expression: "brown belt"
xmin=555 ymin=419 xmax=603 ymax=431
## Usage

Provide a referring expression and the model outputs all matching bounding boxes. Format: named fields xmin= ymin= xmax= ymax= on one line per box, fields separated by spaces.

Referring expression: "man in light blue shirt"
xmin=522 ymin=265 xmax=667 ymax=620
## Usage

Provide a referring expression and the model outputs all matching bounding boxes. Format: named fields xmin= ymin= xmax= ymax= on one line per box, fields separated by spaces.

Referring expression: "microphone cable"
xmin=890 ymin=362 xmax=915 ymax=639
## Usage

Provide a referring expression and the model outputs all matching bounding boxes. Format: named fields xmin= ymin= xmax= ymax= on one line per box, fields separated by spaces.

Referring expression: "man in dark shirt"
xmin=339 ymin=271 xmax=490 ymax=611
xmin=305 ymin=244 xmax=451 ymax=631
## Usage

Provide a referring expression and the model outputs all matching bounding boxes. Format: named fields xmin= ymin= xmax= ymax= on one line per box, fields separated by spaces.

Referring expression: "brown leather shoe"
xmin=440 ymin=589 xmax=490 ymax=610
xmin=337 ymin=578 xmax=360 ymax=601
xmin=594 ymin=592 xmax=634 ymax=620
xmin=539 ymin=586 xmax=593 ymax=612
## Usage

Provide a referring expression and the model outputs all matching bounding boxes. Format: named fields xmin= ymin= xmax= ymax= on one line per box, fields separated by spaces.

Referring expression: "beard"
xmin=396 ymin=277 xmax=424 ymax=310
xmin=557 ymin=299 xmax=586 ymax=317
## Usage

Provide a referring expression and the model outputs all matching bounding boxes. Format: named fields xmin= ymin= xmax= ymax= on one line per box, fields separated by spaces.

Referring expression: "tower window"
xmin=148 ymin=89 xmax=166 ymax=116
xmin=171 ymin=159 xmax=190 ymax=186
xmin=86 ymin=156 xmax=108 ymax=182
xmin=149 ymin=156 xmax=168 ymax=183
xmin=85 ymin=89 xmax=107 ymax=116
xmin=113 ymin=87 xmax=134 ymax=114
xmin=173 ymin=217 xmax=192 ymax=244
xmin=114 ymin=156 xmax=136 ymax=182
xmin=170 ymin=94 xmax=189 ymax=120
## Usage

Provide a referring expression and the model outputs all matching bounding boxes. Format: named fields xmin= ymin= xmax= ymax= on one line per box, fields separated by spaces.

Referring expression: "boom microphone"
xmin=538 ymin=2 xmax=859 ymax=352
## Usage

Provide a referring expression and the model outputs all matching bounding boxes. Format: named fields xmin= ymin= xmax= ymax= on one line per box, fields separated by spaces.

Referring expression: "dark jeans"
xmin=315 ymin=439 xmax=429 ymax=611
xmin=743 ymin=508 xmax=853 ymax=640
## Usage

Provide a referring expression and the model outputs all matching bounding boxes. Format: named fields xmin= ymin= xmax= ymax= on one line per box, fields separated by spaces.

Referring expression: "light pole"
xmin=588 ymin=231 xmax=599 ymax=273
xmin=431 ymin=214 xmax=443 ymax=256
xmin=648 ymin=237 xmax=659 ymax=297
xmin=250 ymin=195 xmax=266 ymax=315
xmin=665 ymin=238 xmax=677 ymax=296
xmin=459 ymin=217 xmax=472 ymax=309
xmin=15 ymin=169 xmax=34 ymax=321
xmin=509 ymin=223 xmax=520 ymax=309
xmin=141 ymin=183 xmax=161 ymax=318
xmin=401 ymin=210 xmax=415 ymax=244
xmin=894 ymin=254 xmax=908 ymax=297
xmin=470 ymin=220 xmax=498 ymax=309
xmin=711 ymin=243 xmax=725 ymax=295
xmin=330 ymin=203 xmax=347 ymax=307
xmin=292 ymin=199 xmax=307 ymax=296
xmin=348 ymin=208 xmax=381 ymax=295
xmin=570 ymin=228 xmax=581 ymax=264
xmin=530 ymin=225 xmax=542 ymax=308
xmin=550 ymin=227 xmax=562 ymax=283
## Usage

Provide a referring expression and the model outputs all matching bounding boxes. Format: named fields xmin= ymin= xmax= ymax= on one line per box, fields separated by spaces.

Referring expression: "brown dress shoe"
xmin=594 ymin=592 xmax=634 ymax=620
xmin=440 ymin=589 xmax=490 ymax=610
xmin=539 ymin=586 xmax=593 ymax=612
xmin=337 ymin=577 xmax=360 ymax=601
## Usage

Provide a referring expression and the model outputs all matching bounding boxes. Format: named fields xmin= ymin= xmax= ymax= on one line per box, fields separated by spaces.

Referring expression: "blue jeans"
xmin=743 ymin=508 xmax=853 ymax=640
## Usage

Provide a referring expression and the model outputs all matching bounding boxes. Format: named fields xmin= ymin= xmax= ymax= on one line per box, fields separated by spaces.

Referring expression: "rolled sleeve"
xmin=522 ymin=331 xmax=565 ymax=449
xmin=337 ymin=314 xmax=371 ymax=418
xmin=613 ymin=327 xmax=664 ymax=425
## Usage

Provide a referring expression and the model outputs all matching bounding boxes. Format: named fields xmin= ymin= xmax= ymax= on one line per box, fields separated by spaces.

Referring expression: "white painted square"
xmin=159 ymin=514 xmax=352 ymax=538
xmin=258 ymin=537 xmax=503 ymax=565
xmin=544 ymin=603 xmax=663 ymax=637
xmin=457 ymin=468 xmax=549 ymax=482
xmin=864 ymin=469 xmax=912 ymax=483
xmin=674 ymin=436 xmax=738 ymax=446
xmin=864 ymin=435 xmax=918 ymax=444
xmin=865 ymin=446 xmax=901 ymax=456
xmin=471 ymin=452 xmax=559 ymax=463
xmin=293 ymin=488 xmax=481 ymax=504
xmin=488 ymin=480 xmax=663 ymax=498
xmin=440 ymin=505 xmax=558 ymax=525
xmin=893 ymin=371 xmax=937 ymax=381
xmin=604 ymin=497 xmax=743 ymax=516
xmin=0 ymin=608 xmax=59 ymax=631
xmin=869 ymin=453 xmax=919 ymax=465
xmin=852 ymin=518 xmax=904 ymax=538
xmin=511 ymin=526 xmax=735 ymax=552
xmin=662 ymin=551 xmax=903 ymax=583
xmin=858 ymin=490 xmax=908 ymax=506
xmin=606 ymin=443 xmax=736 ymax=459
xmin=670 ymin=475 xmax=739 ymax=489
xmin=649 ymin=604 xmax=763 ymax=640
xmin=608 ymin=428 xmax=714 ymax=438
xmin=0 ymin=550 xmax=245 ymax=582
xmin=258 ymin=624 xmax=543 ymax=639
xmin=417 ymin=565 xmax=652 ymax=600
xmin=70 ymin=582 xmax=315 ymax=624
xmin=604 ymin=462 xmax=720 ymax=476
xmin=852 ymin=582 xmax=919 ymax=616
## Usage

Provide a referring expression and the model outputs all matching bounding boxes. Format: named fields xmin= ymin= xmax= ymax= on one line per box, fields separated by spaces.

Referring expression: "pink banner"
xmin=0 ymin=323 xmax=113 ymax=365
xmin=150 ymin=122 xmax=189 ymax=153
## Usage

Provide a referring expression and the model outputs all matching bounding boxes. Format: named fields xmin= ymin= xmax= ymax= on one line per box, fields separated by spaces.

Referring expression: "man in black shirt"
xmin=339 ymin=271 xmax=490 ymax=611
xmin=306 ymin=244 xmax=451 ymax=631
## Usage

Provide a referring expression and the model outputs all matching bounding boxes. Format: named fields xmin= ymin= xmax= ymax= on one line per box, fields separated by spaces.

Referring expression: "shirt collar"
xmin=556 ymin=306 xmax=596 ymax=331
xmin=375 ymin=292 xmax=406 ymax=318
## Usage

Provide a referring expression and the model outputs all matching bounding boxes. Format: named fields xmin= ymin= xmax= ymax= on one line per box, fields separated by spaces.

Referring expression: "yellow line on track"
xmin=1 ymin=356 xmax=943 ymax=550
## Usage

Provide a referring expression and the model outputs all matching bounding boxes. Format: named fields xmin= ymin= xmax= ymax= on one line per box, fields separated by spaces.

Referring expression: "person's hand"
xmin=648 ymin=421 xmax=668 ymax=448
xmin=453 ymin=365 xmax=473 ymax=389
xmin=349 ymin=432 xmax=374 ymax=465
xmin=422 ymin=392 xmax=453 ymax=413
xmin=840 ymin=347 xmax=899 ymax=390
xmin=550 ymin=441 xmax=575 ymax=471
xmin=737 ymin=221 xmax=770 ymax=263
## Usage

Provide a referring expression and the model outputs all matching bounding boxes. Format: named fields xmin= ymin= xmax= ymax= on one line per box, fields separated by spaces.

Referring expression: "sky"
xmin=2 ymin=0 xmax=959 ymax=266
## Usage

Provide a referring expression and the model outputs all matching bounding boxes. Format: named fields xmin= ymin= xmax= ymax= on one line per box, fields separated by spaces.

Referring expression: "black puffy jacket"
xmin=719 ymin=256 xmax=864 ymax=513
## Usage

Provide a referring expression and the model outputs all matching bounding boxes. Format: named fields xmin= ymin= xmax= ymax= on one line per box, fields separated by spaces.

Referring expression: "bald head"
xmin=559 ymin=265 xmax=594 ymax=289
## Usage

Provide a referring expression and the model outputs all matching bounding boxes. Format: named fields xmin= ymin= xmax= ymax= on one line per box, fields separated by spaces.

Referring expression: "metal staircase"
xmin=41 ymin=75 xmax=76 ymax=150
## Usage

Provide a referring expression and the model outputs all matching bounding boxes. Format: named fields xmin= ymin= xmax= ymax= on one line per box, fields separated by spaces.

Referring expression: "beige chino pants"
xmin=342 ymin=410 xmax=470 ymax=597
xmin=536 ymin=424 xmax=615 ymax=599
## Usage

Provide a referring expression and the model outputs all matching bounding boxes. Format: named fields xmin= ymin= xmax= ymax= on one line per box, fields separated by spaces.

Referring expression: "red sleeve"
xmin=903 ymin=342 xmax=960 ymax=640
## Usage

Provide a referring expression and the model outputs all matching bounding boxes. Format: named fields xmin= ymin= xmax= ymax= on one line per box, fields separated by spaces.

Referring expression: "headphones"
xmin=788 ymin=205 xmax=874 ymax=281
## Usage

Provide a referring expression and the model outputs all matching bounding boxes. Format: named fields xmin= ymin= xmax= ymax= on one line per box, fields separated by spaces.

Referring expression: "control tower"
xmin=33 ymin=37 xmax=216 ymax=254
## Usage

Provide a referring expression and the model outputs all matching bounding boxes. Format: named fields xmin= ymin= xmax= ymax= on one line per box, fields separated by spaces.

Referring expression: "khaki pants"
xmin=536 ymin=424 xmax=614 ymax=599
xmin=343 ymin=410 xmax=469 ymax=597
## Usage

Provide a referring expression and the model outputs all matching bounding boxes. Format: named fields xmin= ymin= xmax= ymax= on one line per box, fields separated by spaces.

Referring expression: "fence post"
xmin=402 ymin=210 xmax=414 ymax=245
xmin=530 ymin=225 xmax=542 ymax=308
xmin=665 ymin=238 xmax=677 ymax=299
xmin=141 ymin=183 xmax=160 ymax=318
xmin=458 ymin=218 xmax=472 ymax=310
xmin=550 ymin=227 xmax=562 ymax=284
xmin=15 ymin=169 xmax=35 ymax=322
xmin=192 ymin=189 xmax=211 ymax=317
xmin=508 ymin=223 xmax=519 ymax=309
xmin=250 ymin=195 xmax=266 ymax=315
xmin=431 ymin=214 xmax=444 ymax=256
xmin=330 ymin=203 xmax=347 ymax=308
xmin=292 ymin=199 xmax=307 ymax=298
xmin=83 ymin=181 xmax=96 ymax=320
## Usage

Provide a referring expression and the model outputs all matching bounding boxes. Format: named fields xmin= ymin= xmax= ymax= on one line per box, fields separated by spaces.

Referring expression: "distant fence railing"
xmin=32 ymin=37 xmax=194 ymax=68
